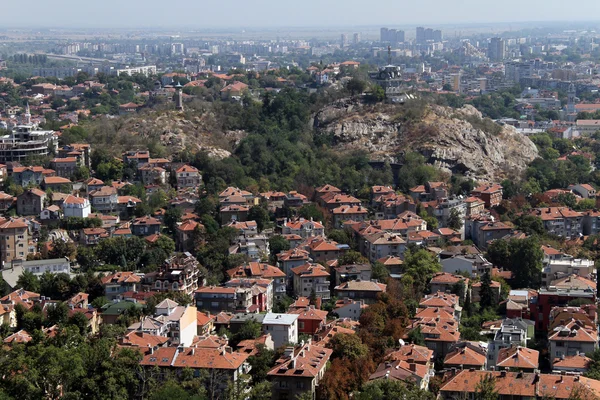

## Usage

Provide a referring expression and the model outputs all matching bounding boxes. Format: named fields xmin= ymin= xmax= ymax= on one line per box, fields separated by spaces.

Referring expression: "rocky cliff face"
xmin=314 ymin=100 xmax=539 ymax=181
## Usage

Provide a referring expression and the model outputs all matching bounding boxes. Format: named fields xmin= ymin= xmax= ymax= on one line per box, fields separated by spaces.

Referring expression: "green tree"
xmin=248 ymin=344 xmax=276 ymax=382
xmin=298 ymin=204 xmax=324 ymax=222
xmin=248 ymin=205 xmax=271 ymax=232
xmin=328 ymin=333 xmax=369 ymax=360
xmin=16 ymin=270 xmax=40 ymax=293
xmin=447 ymin=208 xmax=463 ymax=231
xmin=163 ymin=207 xmax=182 ymax=234
xmin=337 ymin=250 xmax=369 ymax=266
xmin=479 ymin=270 xmax=493 ymax=309
xmin=371 ymin=262 xmax=390 ymax=283
xmin=268 ymin=235 xmax=290 ymax=258
xmin=346 ymin=78 xmax=367 ymax=96
xmin=475 ymin=375 xmax=498 ymax=400
xmin=407 ymin=326 xmax=425 ymax=346
xmin=354 ymin=380 xmax=435 ymax=400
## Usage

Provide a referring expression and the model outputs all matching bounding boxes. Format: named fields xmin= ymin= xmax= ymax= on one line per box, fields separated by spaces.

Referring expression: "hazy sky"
xmin=4 ymin=0 xmax=600 ymax=28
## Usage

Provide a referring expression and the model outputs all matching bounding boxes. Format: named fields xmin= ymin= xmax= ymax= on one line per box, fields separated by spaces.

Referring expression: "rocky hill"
xmin=314 ymin=100 xmax=539 ymax=181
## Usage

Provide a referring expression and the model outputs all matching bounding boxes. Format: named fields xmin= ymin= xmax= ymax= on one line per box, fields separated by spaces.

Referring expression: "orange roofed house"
xmin=268 ymin=341 xmax=332 ymax=400
xmin=101 ymin=272 xmax=141 ymax=300
xmin=227 ymin=262 xmax=287 ymax=299
xmin=471 ymin=184 xmax=503 ymax=208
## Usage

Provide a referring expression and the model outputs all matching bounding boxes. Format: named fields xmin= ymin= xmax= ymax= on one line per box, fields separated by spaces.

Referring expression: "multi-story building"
xmin=16 ymin=188 xmax=46 ymax=216
xmin=281 ymin=217 xmax=325 ymax=239
xmin=471 ymin=184 xmax=503 ymax=208
xmin=101 ymin=272 xmax=142 ymax=300
xmin=267 ymin=341 xmax=332 ymax=400
xmin=88 ymin=186 xmax=118 ymax=213
xmin=50 ymin=157 xmax=78 ymax=178
xmin=487 ymin=318 xmax=534 ymax=368
xmin=529 ymin=207 xmax=583 ymax=239
xmin=0 ymin=218 xmax=29 ymax=264
xmin=549 ymin=319 xmax=598 ymax=361
xmin=175 ymin=165 xmax=202 ymax=189
xmin=11 ymin=166 xmax=51 ymax=187
xmin=334 ymin=279 xmax=386 ymax=304
xmin=148 ymin=253 xmax=202 ymax=297
xmin=129 ymin=299 xmax=197 ymax=347
xmin=61 ymin=195 xmax=91 ymax=218
xmin=291 ymin=263 xmax=331 ymax=300
xmin=226 ymin=262 xmax=286 ymax=300
xmin=488 ymin=37 xmax=506 ymax=61
xmin=0 ymin=124 xmax=58 ymax=163
xmin=262 ymin=313 xmax=299 ymax=348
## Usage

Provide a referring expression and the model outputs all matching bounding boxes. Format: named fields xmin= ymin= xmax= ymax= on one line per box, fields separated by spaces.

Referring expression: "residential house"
xmin=139 ymin=164 xmax=166 ymax=185
xmin=569 ymin=183 xmax=597 ymax=199
xmin=443 ymin=342 xmax=487 ymax=370
xmin=314 ymin=184 xmax=341 ymax=203
xmin=131 ymin=215 xmax=161 ymax=236
xmin=84 ymin=177 xmax=104 ymax=193
xmin=406 ymin=317 xmax=460 ymax=358
xmin=441 ymin=254 xmax=492 ymax=278
xmin=333 ymin=298 xmax=366 ymax=321
xmin=529 ymin=207 xmax=583 ymax=239
xmin=429 ymin=272 xmax=469 ymax=298
xmin=16 ymin=188 xmax=46 ymax=216
xmin=225 ymin=279 xmax=272 ymax=312
xmin=101 ymin=272 xmax=142 ymax=300
xmin=42 ymin=176 xmax=72 ymax=191
xmin=277 ymin=248 xmax=311 ymax=289
xmin=304 ymin=237 xmax=343 ymax=264
xmin=334 ymin=279 xmax=386 ymax=304
xmin=281 ymin=218 xmax=325 ymax=239
xmin=332 ymin=205 xmax=368 ymax=228
xmin=50 ymin=157 xmax=78 ymax=178
xmin=0 ymin=218 xmax=30 ymax=263
xmin=496 ymin=346 xmax=539 ymax=372
xmin=220 ymin=81 xmax=248 ymax=99
xmin=361 ymin=231 xmax=406 ymax=263
xmin=289 ymin=306 xmax=328 ymax=335
xmin=409 ymin=181 xmax=448 ymax=202
xmin=176 ymin=165 xmax=202 ymax=189
xmin=542 ymin=260 xmax=595 ymax=287
xmin=464 ymin=196 xmax=485 ymax=217
xmin=140 ymin=346 xmax=250 ymax=393
xmin=147 ymin=253 xmax=202 ymax=297
xmin=465 ymin=215 xmax=512 ymax=249
xmin=0 ymin=192 xmax=15 ymax=211
xmin=331 ymin=264 xmax=372 ymax=286
xmin=262 ymin=313 xmax=299 ymax=348
xmin=176 ymin=219 xmax=202 ymax=252
xmin=129 ymin=300 xmax=197 ymax=346
xmin=471 ymin=184 xmax=503 ymax=208
xmin=284 ymin=191 xmax=308 ymax=208
xmin=80 ymin=227 xmax=109 ymax=245
xmin=220 ymin=205 xmax=249 ymax=224
xmin=549 ymin=319 xmax=598 ymax=361
xmin=487 ymin=318 xmax=535 ymax=368
xmin=226 ymin=262 xmax=286 ymax=300
xmin=89 ymin=186 xmax=118 ymax=213
xmin=12 ymin=166 xmax=51 ymax=187
xmin=291 ymin=263 xmax=331 ymax=300
xmin=61 ymin=194 xmax=91 ymax=218
xmin=552 ymin=353 xmax=592 ymax=374
xmin=318 ymin=192 xmax=361 ymax=211
xmin=267 ymin=341 xmax=332 ymax=400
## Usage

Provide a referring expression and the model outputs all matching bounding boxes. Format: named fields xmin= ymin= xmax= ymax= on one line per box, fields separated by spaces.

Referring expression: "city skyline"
xmin=3 ymin=0 xmax=600 ymax=29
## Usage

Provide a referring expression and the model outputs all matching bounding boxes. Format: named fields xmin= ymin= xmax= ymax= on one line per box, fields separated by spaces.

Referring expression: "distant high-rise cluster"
xmin=340 ymin=33 xmax=348 ymax=48
xmin=380 ymin=28 xmax=405 ymax=45
xmin=416 ymin=27 xmax=442 ymax=44
xmin=488 ymin=37 xmax=506 ymax=61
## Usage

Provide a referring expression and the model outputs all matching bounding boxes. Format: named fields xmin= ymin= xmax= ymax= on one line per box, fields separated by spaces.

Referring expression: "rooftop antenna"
xmin=388 ymin=45 xmax=392 ymax=65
